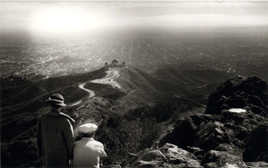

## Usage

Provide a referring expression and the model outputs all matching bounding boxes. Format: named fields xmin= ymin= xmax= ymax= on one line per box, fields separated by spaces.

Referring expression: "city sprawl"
xmin=1 ymin=27 xmax=267 ymax=81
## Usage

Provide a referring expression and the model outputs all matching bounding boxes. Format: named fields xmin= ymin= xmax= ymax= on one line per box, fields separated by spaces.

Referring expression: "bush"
xmin=86 ymin=102 xmax=179 ymax=165
xmin=95 ymin=113 xmax=161 ymax=165
xmin=85 ymin=99 xmax=204 ymax=166
xmin=1 ymin=139 xmax=39 ymax=167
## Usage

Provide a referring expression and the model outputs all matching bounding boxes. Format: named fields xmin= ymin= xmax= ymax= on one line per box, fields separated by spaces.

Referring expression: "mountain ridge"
xmin=0 ymin=66 xmax=252 ymax=167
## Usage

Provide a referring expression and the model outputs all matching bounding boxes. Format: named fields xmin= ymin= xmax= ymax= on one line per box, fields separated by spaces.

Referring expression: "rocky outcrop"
xmin=201 ymin=150 xmax=246 ymax=168
xmin=205 ymin=76 xmax=268 ymax=116
xmin=158 ymin=109 xmax=268 ymax=167
xmin=159 ymin=118 xmax=198 ymax=148
xmin=151 ymin=76 xmax=268 ymax=167
xmin=130 ymin=143 xmax=201 ymax=168
xmin=243 ymin=125 xmax=268 ymax=162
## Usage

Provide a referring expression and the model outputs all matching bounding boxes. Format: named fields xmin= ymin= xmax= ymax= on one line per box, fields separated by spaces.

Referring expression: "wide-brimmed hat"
xmin=78 ymin=123 xmax=98 ymax=134
xmin=46 ymin=94 xmax=66 ymax=107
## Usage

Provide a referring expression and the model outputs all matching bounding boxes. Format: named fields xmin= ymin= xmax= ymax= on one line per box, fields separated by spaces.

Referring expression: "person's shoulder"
xmin=38 ymin=113 xmax=48 ymax=119
xmin=93 ymin=140 xmax=104 ymax=146
xmin=39 ymin=112 xmax=75 ymax=125
xmin=58 ymin=112 xmax=75 ymax=124
xmin=74 ymin=140 xmax=81 ymax=145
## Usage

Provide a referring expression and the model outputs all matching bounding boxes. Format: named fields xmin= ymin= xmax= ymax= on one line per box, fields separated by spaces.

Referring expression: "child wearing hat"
xmin=73 ymin=123 xmax=107 ymax=168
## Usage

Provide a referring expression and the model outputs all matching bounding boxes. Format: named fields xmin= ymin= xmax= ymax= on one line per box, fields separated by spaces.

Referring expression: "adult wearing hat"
xmin=37 ymin=94 xmax=75 ymax=167
xmin=73 ymin=123 xmax=107 ymax=168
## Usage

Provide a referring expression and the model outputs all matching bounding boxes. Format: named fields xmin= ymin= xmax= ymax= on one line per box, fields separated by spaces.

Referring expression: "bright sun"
xmin=30 ymin=8 xmax=107 ymax=35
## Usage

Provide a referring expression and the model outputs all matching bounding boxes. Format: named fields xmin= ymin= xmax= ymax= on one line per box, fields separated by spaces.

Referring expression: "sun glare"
xmin=30 ymin=8 xmax=107 ymax=35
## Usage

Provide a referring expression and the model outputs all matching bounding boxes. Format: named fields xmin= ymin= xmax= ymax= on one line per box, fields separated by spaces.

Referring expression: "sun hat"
xmin=46 ymin=93 xmax=66 ymax=107
xmin=78 ymin=123 xmax=98 ymax=133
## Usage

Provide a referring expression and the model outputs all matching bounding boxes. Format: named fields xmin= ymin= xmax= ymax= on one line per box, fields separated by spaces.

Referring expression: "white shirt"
xmin=73 ymin=138 xmax=107 ymax=168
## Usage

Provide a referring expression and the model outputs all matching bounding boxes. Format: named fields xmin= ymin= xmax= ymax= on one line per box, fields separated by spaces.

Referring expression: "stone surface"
xmin=130 ymin=143 xmax=202 ymax=168
xmin=159 ymin=118 xmax=197 ymax=149
xmin=201 ymin=150 xmax=246 ymax=167
xmin=132 ymin=76 xmax=268 ymax=168
xmin=243 ymin=125 xmax=268 ymax=162
xmin=193 ymin=121 xmax=228 ymax=151
xmin=205 ymin=76 xmax=268 ymax=116
xmin=246 ymin=161 xmax=268 ymax=167
xmin=141 ymin=150 xmax=167 ymax=162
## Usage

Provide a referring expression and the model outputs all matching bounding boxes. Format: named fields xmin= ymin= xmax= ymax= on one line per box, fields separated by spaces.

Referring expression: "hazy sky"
xmin=1 ymin=1 xmax=268 ymax=35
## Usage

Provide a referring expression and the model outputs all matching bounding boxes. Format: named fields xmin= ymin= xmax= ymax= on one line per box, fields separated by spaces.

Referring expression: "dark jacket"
xmin=37 ymin=111 xmax=75 ymax=167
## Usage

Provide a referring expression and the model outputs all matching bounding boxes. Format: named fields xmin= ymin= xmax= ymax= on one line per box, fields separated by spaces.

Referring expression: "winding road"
xmin=90 ymin=69 xmax=121 ymax=89
xmin=68 ymin=68 xmax=121 ymax=107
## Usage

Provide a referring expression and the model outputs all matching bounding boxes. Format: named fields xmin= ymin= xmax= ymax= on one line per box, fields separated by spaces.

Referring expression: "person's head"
xmin=46 ymin=94 xmax=66 ymax=109
xmin=78 ymin=123 xmax=98 ymax=138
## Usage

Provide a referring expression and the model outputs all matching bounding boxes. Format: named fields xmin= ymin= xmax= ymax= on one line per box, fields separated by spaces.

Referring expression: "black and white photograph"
xmin=1 ymin=0 xmax=268 ymax=167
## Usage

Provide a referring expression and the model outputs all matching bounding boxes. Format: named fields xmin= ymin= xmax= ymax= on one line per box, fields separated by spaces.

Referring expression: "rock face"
xmin=205 ymin=76 xmax=268 ymax=116
xmin=243 ymin=125 xmax=268 ymax=162
xmin=132 ymin=76 xmax=268 ymax=167
xmin=159 ymin=118 xmax=198 ymax=148
xmin=130 ymin=143 xmax=201 ymax=168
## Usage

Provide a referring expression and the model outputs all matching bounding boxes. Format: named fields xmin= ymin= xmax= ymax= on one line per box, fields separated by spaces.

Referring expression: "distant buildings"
xmin=111 ymin=59 xmax=119 ymax=67
xmin=104 ymin=59 xmax=127 ymax=69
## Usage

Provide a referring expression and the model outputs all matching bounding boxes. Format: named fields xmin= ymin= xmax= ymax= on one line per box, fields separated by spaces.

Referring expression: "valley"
xmin=1 ymin=1 xmax=268 ymax=167
xmin=0 ymin=63 xmax=236 ymax=166
xmin=1 ymin=26 xmax=268 ymax=167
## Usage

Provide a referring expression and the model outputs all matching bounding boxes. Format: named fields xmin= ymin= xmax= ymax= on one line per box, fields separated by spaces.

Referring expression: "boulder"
xmin=159 ymin=143 xmax=199 ymax=166
xmin=205 ymin=76 xmax=268 ymax=116
xmin=243 ymin=125 xmax=268 ymax=162
xmin=246 ymin=162 xmax=268 ymax=167
xmin=141 ymin=150 xmax=167 ymax=162
xmin=130 ymin=143 xmax=201 ymax=168
xmin=159 ymin=118 xmax=197 ymax=149
xmin=201 ymin=150 xmax=246 ymax=167
xmin=131 ymin=160 xmax=163 ymax=168
xmin=221 ymin=163 xmax=240 ymax=168
xmin=153 ymin=76 xmax=268 ymax=167
xmin=193 ymin=121 xmax=229 ymax=151
xmin=190 ymin=113 xmax=213 ymax=127
xmin=187 ymin=146 xmax=205 ymax=161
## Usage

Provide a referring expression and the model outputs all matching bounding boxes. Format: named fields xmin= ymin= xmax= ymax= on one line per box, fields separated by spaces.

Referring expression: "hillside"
xmin=130 ymin=76 xmax=268 ymax=167
xmin=116 ymin=68 xmax=234 ymax=105
xmin=1 ymin=67 xmax=238 ymax=167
